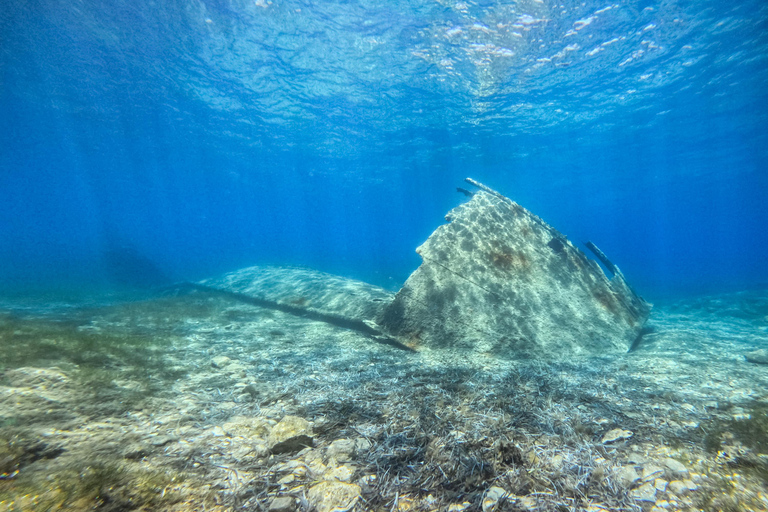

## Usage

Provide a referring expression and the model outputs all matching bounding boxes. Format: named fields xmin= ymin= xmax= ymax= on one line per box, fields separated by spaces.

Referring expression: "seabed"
xmin=1 ymin=285 xmax=767 ymax=511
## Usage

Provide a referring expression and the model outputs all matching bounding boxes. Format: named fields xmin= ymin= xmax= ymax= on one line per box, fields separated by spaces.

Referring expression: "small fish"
xmin=456 ymin=187 xmax=474 ymax=197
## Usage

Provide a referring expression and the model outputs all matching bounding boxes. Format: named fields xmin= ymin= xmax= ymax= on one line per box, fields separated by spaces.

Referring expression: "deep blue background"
xmin=1 ymin=0 xmax=767 ymax=300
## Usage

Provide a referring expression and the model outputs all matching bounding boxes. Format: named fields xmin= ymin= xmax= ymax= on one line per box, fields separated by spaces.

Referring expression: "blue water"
xmin=1 ymin=0 xmax=766 ymax=300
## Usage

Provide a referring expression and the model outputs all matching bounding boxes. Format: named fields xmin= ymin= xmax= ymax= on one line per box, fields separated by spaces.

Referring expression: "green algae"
xmin=0 ymin=296 xmax=227 ymax=511
xmin=701 ymin=400 xmax=768 ymax=487
xmin=0 ymin=459 xmax=185 ymax=511
xmin=0 ymin=296 xmax=214 ymax=387
xmin=703 ymin=401 xmax=768 ymax=455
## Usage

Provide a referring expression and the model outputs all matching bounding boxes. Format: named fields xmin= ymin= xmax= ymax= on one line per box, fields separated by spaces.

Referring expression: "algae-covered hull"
xmin=375 ymin=179 xmax=652 ymax=356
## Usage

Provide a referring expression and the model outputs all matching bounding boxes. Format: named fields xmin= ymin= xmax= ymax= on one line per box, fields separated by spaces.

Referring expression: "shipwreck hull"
xmin=375 ymin=180 xmax=652 ymax=357
xmin=198 ymin=179 xmax=651 ymax=358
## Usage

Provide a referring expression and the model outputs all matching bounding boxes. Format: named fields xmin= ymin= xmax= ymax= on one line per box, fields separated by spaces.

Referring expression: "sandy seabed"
xmin=1 ymin=288 xmax=767 ymax=511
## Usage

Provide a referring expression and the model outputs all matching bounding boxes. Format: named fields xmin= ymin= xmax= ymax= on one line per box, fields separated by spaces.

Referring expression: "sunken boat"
xmin=201 ymin=179 xmax=652 ymax=358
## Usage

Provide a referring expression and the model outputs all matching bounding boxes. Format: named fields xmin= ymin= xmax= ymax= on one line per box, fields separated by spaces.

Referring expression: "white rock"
xmin=662 ymin=457 xmax=689 ymax=478
xmin=601 ymin=428 xmax=633 ymax=443
xmin=211 ymin=355 xmax=232 ymax=368
xmin=482 ymin=486 xmax=508 ymax=512
xmin=630 ymin=481 xmax=657 ymax=502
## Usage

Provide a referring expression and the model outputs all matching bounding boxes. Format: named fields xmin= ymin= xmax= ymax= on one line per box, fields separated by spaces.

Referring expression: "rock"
xmin=306 ymin=454 xmax=328 ymax=478
xmin=629 ymin=481 xmax=657 ymax=502
xmin=615 ymin=466 xmax=640 ymax=488
xmin=268 ymin=416 xmax=313 ymax=454
xmin=448 ymin=502 xmax=472 ymax=512
xmin=242 ymin=383 xmax=260 ymax=398
xmin=324 ymin=464 xmax=356 ymax=482
xmin=211 ymin=356 xmax=232 ymax=368
xmin=269 ymin=496 xmax=296 ymax=512
xmin=745 ymin=349 xmax=768 ymax=364
xmin=326 ymin=438 xmax=356 ymax=462
xmin=662 ymin=457 xmax=689 ymax=478
xmin=601 ymin=428 xmax=633 ymax=444
xmin=482 ymin=486 xmax=508 ymax=512
xmin=222 ymin=416 xmax=271 ymax=439
xmin=668 ymin=479 xmax=697 ymax=494
xmin=277 ymin=473 xmax=296 ymax=488
xmin=641 ymin=465 xmax=664 ymax=481
xmin=654 ymin=478 xmax=667 ymax=492
xmin=355 ymin=438 xmax=372 ymax=453
xmin=307 ymin=481 xmax=361 ymax=512
xmin=376 ymin=180 xmax=651 ymax=356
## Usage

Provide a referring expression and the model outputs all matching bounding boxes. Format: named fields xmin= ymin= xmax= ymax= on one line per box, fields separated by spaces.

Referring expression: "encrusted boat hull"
xmin=375 ymin=179 xmax=652 ymax=357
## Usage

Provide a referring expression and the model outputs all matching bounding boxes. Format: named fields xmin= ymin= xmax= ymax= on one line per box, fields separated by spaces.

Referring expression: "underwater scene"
xmin=1 ymin=0 xmax=767 ymax=510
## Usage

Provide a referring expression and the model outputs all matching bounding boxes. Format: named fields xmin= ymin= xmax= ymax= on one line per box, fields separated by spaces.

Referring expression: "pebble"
xmin=211 ymin=355 xmax=232 ymax=368
xmin=269 ymin=496 xmax=296 ymax=512
xmin=601 ymin=428 xmax=633 ymax=444
xmin=668 ymin=479 xmax=697 ymax=495
xmin=482 ymin=486 xmax=507 ymax=512
xmin=277 ymin=473 xmax=295 ymax=487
